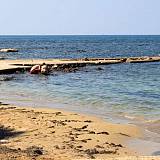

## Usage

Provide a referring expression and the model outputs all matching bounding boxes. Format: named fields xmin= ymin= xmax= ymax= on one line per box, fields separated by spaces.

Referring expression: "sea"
xmin=0 ymin=35 xmax=160 ymax=154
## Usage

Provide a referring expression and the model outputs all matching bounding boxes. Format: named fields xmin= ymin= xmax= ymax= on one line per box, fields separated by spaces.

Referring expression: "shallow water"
xmin=127 ymin=138 xmax=160 ymax=156
xmin=1 ymin=63 xmax=159 ymax=122
xmin=0 ymin=35 xmax=160 ymax=144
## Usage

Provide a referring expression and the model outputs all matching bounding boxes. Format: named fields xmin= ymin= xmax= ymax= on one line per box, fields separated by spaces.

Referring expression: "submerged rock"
xmin=77 ymin=49 xmax=87 ymax=53
xmin=97 ymin=67 xmax=104 ymax=70
xmin=0 ymin=75 xmax=15 ymax=81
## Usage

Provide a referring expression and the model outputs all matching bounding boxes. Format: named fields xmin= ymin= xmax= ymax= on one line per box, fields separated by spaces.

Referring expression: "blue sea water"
xmin=0 ymin=35 xmax=160 ymax=125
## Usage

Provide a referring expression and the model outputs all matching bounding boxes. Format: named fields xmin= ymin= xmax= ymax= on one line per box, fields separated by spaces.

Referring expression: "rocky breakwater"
xmin=0 ymin=48 xmax=18 ymax=52
xmin=79 ymin=56 xmax=160 ymax=64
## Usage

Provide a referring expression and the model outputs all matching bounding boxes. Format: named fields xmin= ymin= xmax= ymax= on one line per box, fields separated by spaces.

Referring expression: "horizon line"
xmin=0 ymin=34 xmax=160 ymax=36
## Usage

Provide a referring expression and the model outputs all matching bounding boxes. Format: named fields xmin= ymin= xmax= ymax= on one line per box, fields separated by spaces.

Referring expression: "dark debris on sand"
xmin=0 ymin=125 xmax=24 ymax=140
xmin=0 ymin=145 xmax=44 ymax=160
xmin=25 ymin=146 xmax=44 ymax=157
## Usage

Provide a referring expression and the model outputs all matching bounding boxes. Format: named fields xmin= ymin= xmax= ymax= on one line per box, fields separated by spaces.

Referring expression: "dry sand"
xmin=0 ymin=104 xmax=159 ymax=160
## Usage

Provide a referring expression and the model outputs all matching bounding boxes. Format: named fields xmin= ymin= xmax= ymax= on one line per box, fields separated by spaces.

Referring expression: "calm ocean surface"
xmin=0 ymin=35 xmax=160 ymax=125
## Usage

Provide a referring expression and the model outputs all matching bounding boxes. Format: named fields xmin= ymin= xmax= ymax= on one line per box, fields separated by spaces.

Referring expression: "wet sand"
xmin=0 ymin=104 xmax=159 ymax=160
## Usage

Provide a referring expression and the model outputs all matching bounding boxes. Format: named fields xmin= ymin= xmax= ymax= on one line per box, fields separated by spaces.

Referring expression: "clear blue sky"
xmin=0 ymin=0 xmax=159 ymax=35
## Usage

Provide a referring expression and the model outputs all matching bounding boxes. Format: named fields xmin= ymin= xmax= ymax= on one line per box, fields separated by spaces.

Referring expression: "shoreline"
xmin=0 ymin=104 xmax=159 ymax=159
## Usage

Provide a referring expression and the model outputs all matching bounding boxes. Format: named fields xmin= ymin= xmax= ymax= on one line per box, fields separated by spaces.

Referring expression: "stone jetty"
xmin=0 ymin=56 xmax=160 ymax=74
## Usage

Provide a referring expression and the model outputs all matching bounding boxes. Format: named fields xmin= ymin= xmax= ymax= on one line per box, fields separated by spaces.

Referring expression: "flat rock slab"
xmin=0 ymin=56 xmax=160 ymax=74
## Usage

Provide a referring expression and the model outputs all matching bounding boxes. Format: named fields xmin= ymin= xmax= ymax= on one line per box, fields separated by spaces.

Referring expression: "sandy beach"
xmin=0 ymin=103 xmax=159 ymax=160
xmin=1 ymin=0 xmax=160 ymax=157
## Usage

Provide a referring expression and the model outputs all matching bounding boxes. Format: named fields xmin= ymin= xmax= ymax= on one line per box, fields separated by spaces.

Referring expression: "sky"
xmin=0 ymin=0 xmax=159 ymax=35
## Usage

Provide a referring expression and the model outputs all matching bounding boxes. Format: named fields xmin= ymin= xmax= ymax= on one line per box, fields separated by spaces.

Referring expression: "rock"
xmin=0 ymin=48 xmax=18 ymax=52
xmin=97 ymin=67 xmax=103 ymax=70
xmin=121 ymin=58 xmax=127 ymax=62
xmin=81 ymin=125 xmax=88 ymax=129
xmin=84 ymin=58 xmax=89 ymax=61
xmin=77 ymin=49 xmax=87 ymax=53
xmin=41 ymin=64 xmax=50 ymax=75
